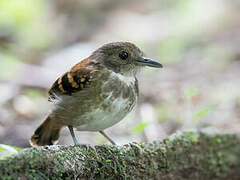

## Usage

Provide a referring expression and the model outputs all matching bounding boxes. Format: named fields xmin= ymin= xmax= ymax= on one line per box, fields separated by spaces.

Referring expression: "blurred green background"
xmin=1 ymin=0 xmax=240 ymax=148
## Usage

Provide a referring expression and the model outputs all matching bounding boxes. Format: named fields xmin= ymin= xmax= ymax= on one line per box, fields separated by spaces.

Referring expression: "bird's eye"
xmin=119 ymin=51 xmax=128 ymax=60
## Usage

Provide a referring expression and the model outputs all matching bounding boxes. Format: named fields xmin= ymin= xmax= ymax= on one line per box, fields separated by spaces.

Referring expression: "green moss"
xmin=1 ymin=131 xmax=240 ymax=179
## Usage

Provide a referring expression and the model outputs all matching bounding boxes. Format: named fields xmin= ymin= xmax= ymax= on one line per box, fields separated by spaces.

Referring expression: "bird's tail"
xmin=30 ymin=116 xmax=63 ymax=147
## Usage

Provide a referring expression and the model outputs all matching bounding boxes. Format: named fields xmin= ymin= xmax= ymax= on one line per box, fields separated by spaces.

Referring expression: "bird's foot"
xmin=124 ymin=142 xmax=143 ymax=154
xmin=76 ymin=143 xmax=96 ymax=151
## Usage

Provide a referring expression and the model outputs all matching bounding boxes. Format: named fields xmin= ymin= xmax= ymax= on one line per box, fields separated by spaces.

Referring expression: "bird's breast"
xmin=76 ymin=72 xmax=138 ymax=131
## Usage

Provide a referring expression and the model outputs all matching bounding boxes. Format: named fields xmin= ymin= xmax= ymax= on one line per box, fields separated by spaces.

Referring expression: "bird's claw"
xmin=124 ymin=142 xmax=143 ymax=154
xmin=77 ymin=143 xmax=97 ymax=151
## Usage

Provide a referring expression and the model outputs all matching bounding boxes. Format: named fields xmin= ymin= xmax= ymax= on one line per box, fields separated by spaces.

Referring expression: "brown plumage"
xmin=30 ymin=42 xmax=162 ymax=146
xmin=30 ymin=117 xmax=63 ymax=146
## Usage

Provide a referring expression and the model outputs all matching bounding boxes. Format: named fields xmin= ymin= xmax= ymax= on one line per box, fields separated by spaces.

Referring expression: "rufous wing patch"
xmin=48 ymin=58 xmax=96 ymax=100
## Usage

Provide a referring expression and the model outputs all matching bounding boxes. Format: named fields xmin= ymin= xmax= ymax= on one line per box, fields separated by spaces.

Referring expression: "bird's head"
xmin=90 ymin=42 xmax=162 ymax=76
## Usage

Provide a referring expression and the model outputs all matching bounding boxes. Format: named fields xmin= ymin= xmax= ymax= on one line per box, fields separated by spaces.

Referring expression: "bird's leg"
xmin=68 ymin=125 xmax=80 ymax=146
xmin=99 ymin=130 xmax=116 ymax=145
xmin=68 ymin=126 xmax=96 ymax=150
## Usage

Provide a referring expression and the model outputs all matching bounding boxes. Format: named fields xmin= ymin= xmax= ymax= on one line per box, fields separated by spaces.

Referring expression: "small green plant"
xmin=133 ymin=123 xmax=150 ymax=134
xmin=193 ymin=107 xmax=213 ymax=120
xmin=184 ymin=88 xmax=198 ymax=100
xmin=184 ymin=88 xmax=214 ymax=122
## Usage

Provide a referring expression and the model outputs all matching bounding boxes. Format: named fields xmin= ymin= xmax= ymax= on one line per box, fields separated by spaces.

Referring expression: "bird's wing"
xmin=48 ymin=58 xmax=100 ymax=101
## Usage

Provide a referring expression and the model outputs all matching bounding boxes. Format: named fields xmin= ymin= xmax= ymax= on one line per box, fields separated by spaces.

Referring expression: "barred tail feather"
xmin=30 ymin=117 xmax=63 ymax=147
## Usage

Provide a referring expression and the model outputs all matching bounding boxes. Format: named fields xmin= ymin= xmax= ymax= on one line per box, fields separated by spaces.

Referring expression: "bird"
xmin=30 ymin=42 xmax=162 ymax=147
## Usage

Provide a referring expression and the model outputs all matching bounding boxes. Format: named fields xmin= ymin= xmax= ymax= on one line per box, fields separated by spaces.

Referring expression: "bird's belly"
xmin=76 ymin=95 xmax=135 ymax=131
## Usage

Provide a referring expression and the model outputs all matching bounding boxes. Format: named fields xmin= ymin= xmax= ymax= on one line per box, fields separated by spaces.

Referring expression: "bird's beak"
xmin=136 ymin=57 xmax=163 ymax=68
